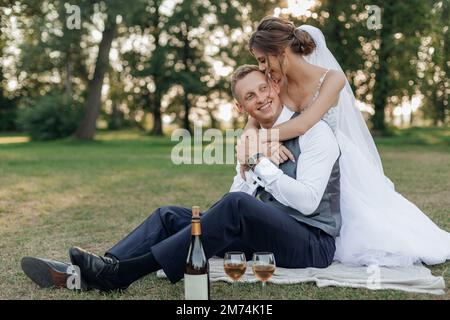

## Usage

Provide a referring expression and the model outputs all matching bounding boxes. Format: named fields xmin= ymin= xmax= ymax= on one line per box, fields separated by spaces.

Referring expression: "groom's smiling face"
xmin=234 ymin=70 xmax=283 ymax=127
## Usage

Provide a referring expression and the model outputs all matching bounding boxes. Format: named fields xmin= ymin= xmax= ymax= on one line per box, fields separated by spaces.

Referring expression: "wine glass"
xmin=223 ymin=252 xmax=247 ymax=297
xmin=252 ymin=252 xmax=276 ymax=293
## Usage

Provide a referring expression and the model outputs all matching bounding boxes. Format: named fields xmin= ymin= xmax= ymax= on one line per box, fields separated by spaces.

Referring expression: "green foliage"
xmin=15 ymin=0 xmax=93 ymax=98
xmin=3 ymin=0 xmax=449 ymax=136
xmin=0 ymin=7 xmax=17 ymax=131
xmin=420 ymin=0 xmax=449 ymax=125
xmin=17 ymin=92 xmax=83 ymax=140
xmin=305 ymin=1 xmax=370 ymax=95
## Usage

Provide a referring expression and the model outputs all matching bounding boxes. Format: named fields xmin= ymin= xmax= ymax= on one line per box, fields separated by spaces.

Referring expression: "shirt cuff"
xmin=244 ymin=170 xmax=259 ymax=193
xmin=253 ymin=157 xmax=283 ymax=187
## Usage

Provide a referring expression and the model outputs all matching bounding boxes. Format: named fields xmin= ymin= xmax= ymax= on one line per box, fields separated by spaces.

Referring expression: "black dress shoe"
xmin=21 ymin=257 xmax=87 ymax=290
xmin=69 ymin=246 xmax=128 ymax=292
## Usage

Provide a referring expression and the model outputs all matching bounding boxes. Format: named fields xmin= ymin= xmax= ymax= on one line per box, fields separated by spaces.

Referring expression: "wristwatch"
xmin=246 ymin=153 xmax=264 ymax=170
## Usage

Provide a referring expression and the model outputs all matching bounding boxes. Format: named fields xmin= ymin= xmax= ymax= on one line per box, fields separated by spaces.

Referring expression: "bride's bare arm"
xmin=269 ymin=70 xmax=346 ymax=141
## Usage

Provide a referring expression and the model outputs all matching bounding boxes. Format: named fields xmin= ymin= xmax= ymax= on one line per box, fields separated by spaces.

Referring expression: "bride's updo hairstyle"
xmin=249 ymin=16 xmax=316 ymax=83
xmin=249 ymin=16 xmax=316 ymax=58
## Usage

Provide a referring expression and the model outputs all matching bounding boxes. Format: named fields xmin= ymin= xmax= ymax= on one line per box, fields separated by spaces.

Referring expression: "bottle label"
xmin=184 ymin=274 xmax=208 ymax=300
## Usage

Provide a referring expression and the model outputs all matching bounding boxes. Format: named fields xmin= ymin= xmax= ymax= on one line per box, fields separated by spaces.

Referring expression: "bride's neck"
xmin=285 ymin=56 xmax=317 ymax=88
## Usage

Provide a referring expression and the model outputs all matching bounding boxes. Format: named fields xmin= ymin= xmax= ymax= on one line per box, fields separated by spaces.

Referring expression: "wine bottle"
xmin=184 ymin=206 xmax=210 ymax=300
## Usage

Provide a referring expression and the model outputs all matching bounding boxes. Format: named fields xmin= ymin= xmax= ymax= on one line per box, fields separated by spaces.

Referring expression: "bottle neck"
xmin=191 ymin=218 xmax=201 ymax=236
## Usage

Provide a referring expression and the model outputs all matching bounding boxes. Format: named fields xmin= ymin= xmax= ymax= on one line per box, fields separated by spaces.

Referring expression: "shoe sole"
xmin=21 ymin=257 xmax=69 ymax=289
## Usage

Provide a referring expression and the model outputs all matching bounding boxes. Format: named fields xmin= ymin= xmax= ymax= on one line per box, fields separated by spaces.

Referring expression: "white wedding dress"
xmin=298 ymin=25 xmax=450 ymax=267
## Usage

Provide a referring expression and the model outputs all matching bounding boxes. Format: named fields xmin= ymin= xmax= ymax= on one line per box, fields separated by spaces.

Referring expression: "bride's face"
xmin=252 ymin=48 xmax=284 ymax=84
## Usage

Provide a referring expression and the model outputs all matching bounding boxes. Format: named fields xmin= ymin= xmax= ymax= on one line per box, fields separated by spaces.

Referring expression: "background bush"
xmin=17 ymin=93 xmax=83 ymax=141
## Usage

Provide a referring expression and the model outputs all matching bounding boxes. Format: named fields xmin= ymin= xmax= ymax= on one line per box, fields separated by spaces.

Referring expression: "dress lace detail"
xmin=311 ymin=68 xmax=330 ymax=102
xmin=322 ymin=106 xmax=338 ymax=132
xmin=303 ymin=68 xmax=338 ymax=132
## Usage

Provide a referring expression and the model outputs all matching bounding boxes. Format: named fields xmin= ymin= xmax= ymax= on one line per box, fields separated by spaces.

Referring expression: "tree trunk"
xmin=371 ymin=8 xmax=391 ymax=134
xmin=151 ymin=95 xmax=163 ymax=135
xmin=64 ymin=55 xmax=73 ymax=103
xmin=439 ymin=0 xmax=449 ymax=124
xmin=183 ymin=91 xmax=191 ymax=133
xmin=181 ymin=26 xmax=192 ymax=134
xmin=372 ymin=63 xmax=388 ymax=132
xmin=149 ymin=6 xmax=163 ymax=136
xmin=109 ymin=100 xmax=124 ymax=130
xmin=0 ymin=64 xmax=4 ymax=103
xmin=75 ymin=14 xmax=116 ymax=140
xmin=432 ymin=116 xmax=438 ymax=127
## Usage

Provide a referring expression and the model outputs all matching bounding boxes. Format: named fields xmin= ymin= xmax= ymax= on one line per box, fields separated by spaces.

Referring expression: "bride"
xmin=242 ymin=16 xmax=450 ymax=267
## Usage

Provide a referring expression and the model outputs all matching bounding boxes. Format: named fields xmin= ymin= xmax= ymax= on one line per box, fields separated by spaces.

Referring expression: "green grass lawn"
xmin=0 ymin=129 xmax=449 ymax=300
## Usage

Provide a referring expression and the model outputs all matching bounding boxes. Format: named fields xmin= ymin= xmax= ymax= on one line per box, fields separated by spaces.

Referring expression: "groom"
xmin=21 ymin=65 xmax=341 ymax=292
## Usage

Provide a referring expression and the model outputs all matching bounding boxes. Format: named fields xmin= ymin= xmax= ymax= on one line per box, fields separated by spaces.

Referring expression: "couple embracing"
xmin=22 ymin=17 xmax=450 ymax=292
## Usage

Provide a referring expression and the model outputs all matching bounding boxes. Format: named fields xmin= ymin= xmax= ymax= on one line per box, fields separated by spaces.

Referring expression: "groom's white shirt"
xmin=230 ymin=106 xmax=339 ymax=215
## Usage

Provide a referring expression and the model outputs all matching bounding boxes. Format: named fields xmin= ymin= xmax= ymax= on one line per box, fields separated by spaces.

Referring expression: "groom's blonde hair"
xmin=230 ymin=64 xmax=261 ymax=102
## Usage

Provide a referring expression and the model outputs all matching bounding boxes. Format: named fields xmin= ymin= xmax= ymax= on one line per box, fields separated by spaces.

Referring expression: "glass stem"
xmin=262 ymin=280 xmax=266 ymax=298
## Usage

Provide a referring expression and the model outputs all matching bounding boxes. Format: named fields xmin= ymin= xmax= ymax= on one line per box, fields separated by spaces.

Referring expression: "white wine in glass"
xmin=252 ymin=252 xmax=275 ymax=291
xmin=223 ymin=252 xmax=247 ymax=297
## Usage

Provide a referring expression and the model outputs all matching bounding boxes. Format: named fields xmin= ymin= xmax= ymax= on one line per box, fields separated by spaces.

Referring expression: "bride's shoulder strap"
xmin=319 ymin=69 xmax=331 ymax=86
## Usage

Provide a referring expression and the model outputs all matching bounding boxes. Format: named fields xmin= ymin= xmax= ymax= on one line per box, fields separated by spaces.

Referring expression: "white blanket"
xmin=157 ymin=258 xmax=446 ymax=295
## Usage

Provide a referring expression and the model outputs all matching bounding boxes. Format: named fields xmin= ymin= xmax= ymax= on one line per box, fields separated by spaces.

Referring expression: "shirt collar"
xmin=272 ymin=105 xmax=294 ymax=127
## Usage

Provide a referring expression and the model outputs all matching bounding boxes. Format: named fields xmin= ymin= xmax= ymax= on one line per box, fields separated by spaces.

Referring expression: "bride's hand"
xmin=262 ymin=141 xmax=295 ymax=165
xmin=279 ymin=144 xmax=295 ymax=163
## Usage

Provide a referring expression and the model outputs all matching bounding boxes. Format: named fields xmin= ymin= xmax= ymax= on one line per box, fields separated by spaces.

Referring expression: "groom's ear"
xmin=234 ymin=101 xmax=245 ymax=113
xmin=270 ymin=79 xmax=280 ymax=95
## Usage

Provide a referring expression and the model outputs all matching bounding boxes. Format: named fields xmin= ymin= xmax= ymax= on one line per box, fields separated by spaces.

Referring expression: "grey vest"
xmin=256 ymin=116 xmax=341 ymax=237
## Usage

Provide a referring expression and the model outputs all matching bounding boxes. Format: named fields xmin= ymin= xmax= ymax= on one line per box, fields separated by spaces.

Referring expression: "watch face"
xmin=248 ymin=153 xmax=261 ymax=167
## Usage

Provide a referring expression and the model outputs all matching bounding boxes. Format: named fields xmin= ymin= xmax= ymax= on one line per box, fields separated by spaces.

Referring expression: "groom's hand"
xmin=239 ymin=164 xmax=249 ymax=180
xmin=236 ymin=129 xmax=259 ymax=166
xmin=278 ymin=144 xmax=295 ymax=163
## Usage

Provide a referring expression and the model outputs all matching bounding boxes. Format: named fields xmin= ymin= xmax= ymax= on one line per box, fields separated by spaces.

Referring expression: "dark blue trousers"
xmin=106 ymin=192 xmax=335 ymax=283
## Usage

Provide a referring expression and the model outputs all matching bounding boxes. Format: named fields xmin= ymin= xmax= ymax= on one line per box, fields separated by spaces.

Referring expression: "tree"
xmin=75 ymin=8 xmax=116 ymax=139
xmin=421 ymin=0 xmax=449 ymax=125
xmin=0 ymin=5 xmax=18 ymax=131
xmin=123 ymin=0 xmax=173 ymax=135
xmin=16 ymin=0 xmax=92 ymax=99
xmin=74 ymin=0 xmax=152 ymax=139
xmin=133 ymin=0 xmax=248 ymax=134
xmin=369 ymin=1 xmax=432 ymax=133
xmin=312 ymin=1 xmax=372 ymax=100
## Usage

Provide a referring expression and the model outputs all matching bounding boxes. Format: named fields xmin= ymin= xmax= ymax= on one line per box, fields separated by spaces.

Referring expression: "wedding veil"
xmin=298 ymin=25 xmax=394 ymax=189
